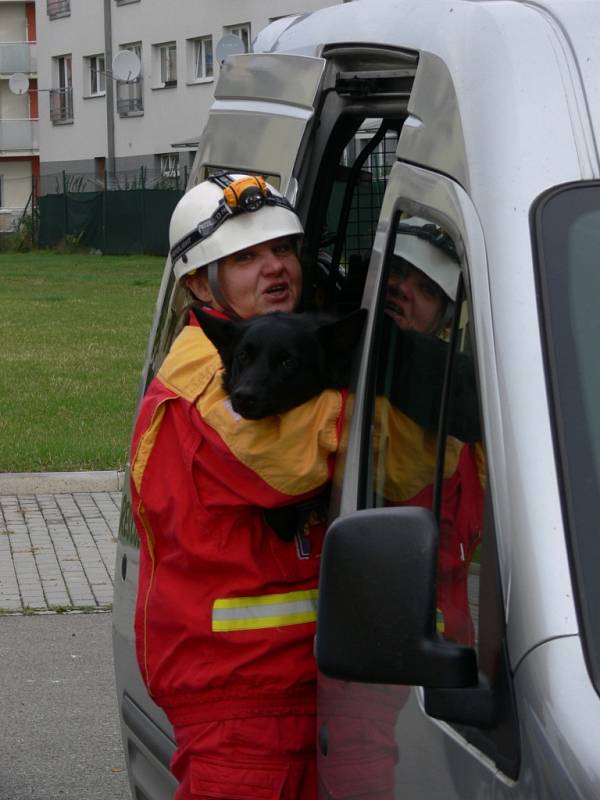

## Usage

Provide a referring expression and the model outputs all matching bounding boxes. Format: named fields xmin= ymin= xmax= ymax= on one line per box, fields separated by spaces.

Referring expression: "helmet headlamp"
xmin=171 ymin=173 xmax=294 ymax=267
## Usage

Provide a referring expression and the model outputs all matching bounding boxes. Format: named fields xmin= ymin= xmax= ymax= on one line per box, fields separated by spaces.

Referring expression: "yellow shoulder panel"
xmin=156 ymin=324 xmax=343 ymax=497
xmin=157 ymin=326 xmax=223 ymax=402
xmin=200 ymin=385 xmax=343 ymax=497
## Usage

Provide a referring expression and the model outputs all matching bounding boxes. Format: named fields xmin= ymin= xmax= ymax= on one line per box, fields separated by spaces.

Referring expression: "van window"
xmin=365 ymin=213 xmax=483 ymax=646
xmin=314 ymin=121 xmax=400 ymax=312
xmin=320 ymin=209 xmax=519 ymax=782
xmin=534 ymin=181 xmax=600 ymax=695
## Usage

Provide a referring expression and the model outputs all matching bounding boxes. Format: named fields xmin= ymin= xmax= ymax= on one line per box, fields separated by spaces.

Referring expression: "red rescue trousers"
xmin=171 ymin=715 xmax=317 ymax=800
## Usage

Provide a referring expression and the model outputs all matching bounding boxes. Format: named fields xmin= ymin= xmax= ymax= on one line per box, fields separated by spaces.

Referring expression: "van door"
xmin=318 ymin=160 xmax=520 ymax=799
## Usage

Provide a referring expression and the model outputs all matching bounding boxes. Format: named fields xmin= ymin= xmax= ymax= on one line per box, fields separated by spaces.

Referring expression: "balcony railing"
xmin=0 ymin=119 xmax=39 ymax=152
xmin=0 ymin=42 xmax=37 ymax=75
xmin=49 ymin=88 xmax=73 ymax=123
xmin=116 ymin=79 xmax=143 ymax=116
xmin=47 ymin=0 xmax=70 ymax=19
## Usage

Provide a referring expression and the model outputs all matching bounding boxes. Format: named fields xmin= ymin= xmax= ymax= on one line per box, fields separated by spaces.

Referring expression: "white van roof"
xmin=255 ymin=0 xmax=600 ymax=243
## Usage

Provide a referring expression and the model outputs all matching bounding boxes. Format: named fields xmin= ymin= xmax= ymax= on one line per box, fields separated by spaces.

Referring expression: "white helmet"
xmin=169 ymin=172 xmax=304 ymax=281
xmin=393 ymin=216 xmax=461 ymax=301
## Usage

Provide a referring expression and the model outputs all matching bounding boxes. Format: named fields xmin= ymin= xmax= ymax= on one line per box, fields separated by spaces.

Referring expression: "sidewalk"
xmin=0 ymin=471 xmax=124 ymax=614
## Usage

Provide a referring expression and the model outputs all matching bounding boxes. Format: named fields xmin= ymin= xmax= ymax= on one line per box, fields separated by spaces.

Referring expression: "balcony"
xmin=0 ymin=119 xmax=38 ymax=152
xmin=0 ymin=42 xmax=37 ymax=76
xmin=49 ymin=88 xmax=73 ymax=124
xmin=47 ymin=0 xmax=70 ymax=19
xmin=116 ymin=78 xmax=143 ymax=116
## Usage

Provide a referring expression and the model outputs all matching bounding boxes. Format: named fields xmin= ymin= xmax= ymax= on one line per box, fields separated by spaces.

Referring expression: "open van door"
xmin=112 ymin=51 xmax=327 ymax=800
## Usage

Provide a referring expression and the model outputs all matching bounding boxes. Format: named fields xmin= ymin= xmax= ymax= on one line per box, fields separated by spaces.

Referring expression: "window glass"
xmin=225 ymin=23 xmax=250 ymax=52
xmin=189 ymin=36 xmax=213 ymax=81
xmin=366 ymin=213 xmax=484 ymax=646
xmin=534 ymin=182 xmax=600 ymax=689
xmin=318 ymin=213 xmax=487 ymax=798
xmin=117 ymin=43 xmax=143 ymax=115
xmin=159 ymin=42 xmax=177 ymax=85
xmin=87 ymin=55 xmax=106 ymax=96
xmin=47 ymin=0 xmax=70 ymax=19
xmin=319 ymin=119 xmax=400 ymax=311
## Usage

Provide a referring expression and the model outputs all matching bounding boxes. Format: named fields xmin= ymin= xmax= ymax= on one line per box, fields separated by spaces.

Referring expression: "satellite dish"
xmin=9 ymin=73 xmax=30 ymax=95
xmin=112 ymin=50 xmax=141 ymax=82
xmin=215 ymin=34 xmax=247 ymax=64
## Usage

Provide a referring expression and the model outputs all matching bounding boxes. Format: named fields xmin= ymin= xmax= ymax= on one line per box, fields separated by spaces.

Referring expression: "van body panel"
xmin=397 ymin=51 xmax=469 ymax=191
xmin=216 ymin=53 xmax=326 ymax=110
xmin=503 ymin=635 xmax=600 ymax=799
xmin=192 ymin=53 xmax=326 ymax=195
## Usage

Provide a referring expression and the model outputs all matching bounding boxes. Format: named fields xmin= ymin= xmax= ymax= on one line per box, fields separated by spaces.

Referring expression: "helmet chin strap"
xmin=207 ymin=261 xmax=241 ymax=319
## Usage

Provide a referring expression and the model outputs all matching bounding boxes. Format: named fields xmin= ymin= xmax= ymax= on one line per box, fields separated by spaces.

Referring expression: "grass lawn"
xmin=0 ymin=250 xmax=165 ymax=472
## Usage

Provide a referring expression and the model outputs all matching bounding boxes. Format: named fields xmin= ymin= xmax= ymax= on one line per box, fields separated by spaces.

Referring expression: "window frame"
xmin=532 ymin=179 xmax=600 ymax=696
xmin=47 ymin=0 xmax=70 ymax=19
xmin=159 ymin=153 xmax=180 ymax=179
xmin=85 ymin=54 xmax=106 ymax=98
xmin=223 ymin=23 xmax=251 ymax=53
xmin=117 ymin=42 xmax=143 ymax=116
xmin=50 ymin=53 xmax=73 ymax=124
xmin=187 ymin=35 xmax=213 ymax=83
xmin=351 ymin=193 xmax=520 ymax=776
xmin=155 ymin=41 xmax=177 ymax=88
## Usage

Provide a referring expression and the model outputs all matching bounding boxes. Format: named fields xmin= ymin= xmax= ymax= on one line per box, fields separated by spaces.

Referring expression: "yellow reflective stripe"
xmin=212 ymin=589 xmax=318 ymax=632
xmin=214 ymin=589 xmax=318 ymax=609
xmin=213 ymin=611 xmax=317 ymax=632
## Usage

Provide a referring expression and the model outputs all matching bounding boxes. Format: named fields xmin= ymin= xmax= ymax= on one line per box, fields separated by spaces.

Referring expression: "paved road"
xmin=0 ymin=612 xmax=131 ymax=800
xmin=0 ymin=489 xmax=131 ymax=799
xmin=0 ymin=492 xmax=120 ymax=613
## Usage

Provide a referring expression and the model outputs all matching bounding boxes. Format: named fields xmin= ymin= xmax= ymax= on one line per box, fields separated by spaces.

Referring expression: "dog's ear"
xmin=316 ymin=308 xmax=367 ymax=385
xmin=192 ymin=306 xmax=239 ymax=366
xmin=317 ymin=308 xmax=367 ymax=357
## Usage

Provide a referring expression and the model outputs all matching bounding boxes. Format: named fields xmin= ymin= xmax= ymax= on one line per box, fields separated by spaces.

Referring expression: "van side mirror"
xmin=316 ymin=507 xmax=478 ymax=687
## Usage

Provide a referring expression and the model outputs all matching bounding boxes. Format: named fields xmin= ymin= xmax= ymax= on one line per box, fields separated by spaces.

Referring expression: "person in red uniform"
xmin=130 ymin=174 xmax=346 ymax=800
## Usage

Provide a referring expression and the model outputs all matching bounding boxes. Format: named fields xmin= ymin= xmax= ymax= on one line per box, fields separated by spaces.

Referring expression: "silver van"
xmin=113 ymin=1 xmax=600 ymax=797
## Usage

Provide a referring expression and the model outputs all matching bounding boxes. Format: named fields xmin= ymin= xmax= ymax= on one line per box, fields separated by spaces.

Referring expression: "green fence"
xmin=36 ymin=168 xmax=188 ymax=255
xmin=38 ymin=187 xmax=184 ymax=255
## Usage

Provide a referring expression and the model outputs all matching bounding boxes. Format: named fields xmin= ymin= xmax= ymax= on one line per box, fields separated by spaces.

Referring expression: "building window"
xmin=224 ymin=23 xmax=250 ymax=53
xmin=155 ymin=42 xmax=177 ymax=87
xmin=50 ymin=54 xmax=73 ymax=123
xmin=117 ymin=43 xmax=143 ymax=115
xmin=47 ymin=0 xmax=70 ymax=19
xmin=159 ymin=153 xmax=179 ymax=178
xmin=187 ymin=36 xmax=213 ymax=82
xmin=85 ymin=54 xmax=106 ymax=97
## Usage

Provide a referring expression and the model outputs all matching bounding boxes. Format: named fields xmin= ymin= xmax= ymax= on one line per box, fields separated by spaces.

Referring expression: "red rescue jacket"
xmin=130 ymin=324 xmax=346 ymax=727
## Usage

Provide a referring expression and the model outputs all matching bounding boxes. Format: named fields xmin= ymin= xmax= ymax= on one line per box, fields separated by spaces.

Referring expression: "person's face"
xmin=185 ymin=236 xmax=302 ymax=319
xmin=384 ymin=261 xmax=446 ymax=334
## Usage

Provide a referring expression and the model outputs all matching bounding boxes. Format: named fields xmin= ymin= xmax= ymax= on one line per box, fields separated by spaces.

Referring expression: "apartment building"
xmin=34 ymin=0 xmax=338 ymax=190
xmin=0 ymin=0 xmax=38 ymax=228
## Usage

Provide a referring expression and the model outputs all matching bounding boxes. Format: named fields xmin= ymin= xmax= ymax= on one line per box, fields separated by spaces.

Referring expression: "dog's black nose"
xmin=231 ymin=388 xmax=257 ymax=417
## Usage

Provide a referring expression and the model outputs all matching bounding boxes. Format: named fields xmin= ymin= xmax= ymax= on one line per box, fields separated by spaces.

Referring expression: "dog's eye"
xmin=281 ymin=356 xmax=296 ymax=370
xmin=236 ymin=350 xmax=249 ymax=365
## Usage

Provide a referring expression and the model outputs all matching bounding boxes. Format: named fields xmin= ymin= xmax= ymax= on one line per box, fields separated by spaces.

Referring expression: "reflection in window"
xmin=369 ymin=215 xmax=485 ymax=647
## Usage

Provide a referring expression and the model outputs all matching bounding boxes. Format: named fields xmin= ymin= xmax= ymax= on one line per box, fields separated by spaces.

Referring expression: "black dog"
xmin=193 ymin=307 xmax=366 ymax=420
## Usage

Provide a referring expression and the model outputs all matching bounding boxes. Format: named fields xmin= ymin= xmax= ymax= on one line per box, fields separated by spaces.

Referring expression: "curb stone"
xmin=0 ymin=470 xmax=125 ymax=496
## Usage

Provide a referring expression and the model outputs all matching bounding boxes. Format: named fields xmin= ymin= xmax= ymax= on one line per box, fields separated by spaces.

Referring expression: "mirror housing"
xmin=317 ymin=506 xmax=478 ymax=687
